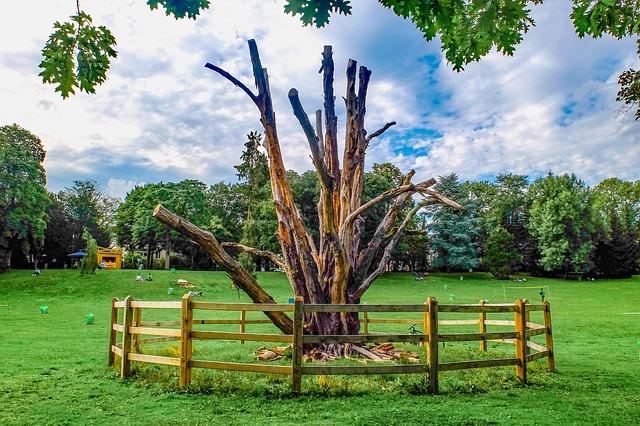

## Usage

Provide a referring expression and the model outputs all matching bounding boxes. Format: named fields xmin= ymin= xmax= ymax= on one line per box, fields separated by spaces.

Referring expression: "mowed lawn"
xmin=0 ymin=269 xmax=639 ymax=425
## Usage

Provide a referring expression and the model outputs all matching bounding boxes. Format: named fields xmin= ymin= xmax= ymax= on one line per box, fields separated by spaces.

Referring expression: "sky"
xmin=0 ymin=0 xmax=638 ymax=199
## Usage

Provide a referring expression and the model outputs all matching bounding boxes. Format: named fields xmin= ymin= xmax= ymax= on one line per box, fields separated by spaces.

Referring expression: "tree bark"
xmin=153 ymin=205 xmax=293 ymax=334
xmin=155 ymin=40 xmax=461 ymax=341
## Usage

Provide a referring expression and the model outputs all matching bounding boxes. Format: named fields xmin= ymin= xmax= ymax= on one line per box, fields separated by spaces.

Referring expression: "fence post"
xmin=240 ymin=309 xmax=246 ymax=344
xmin=292 ymin=296 xmax=304 ymax=394
xmin=108 ymin=297 xmax=118 ymax=366
xmin=120 ymin=296 xmax=133 ymax=378
xmin=523 ymin=298 xmax=530 ymax=355
xmin=514 ymin=299 xmax=527 ymax=383
xmin=543 ymin=301 xmax=555 ymax=372
xmin=479 ymin=299 xmax=487 ymax=352
xmin=132 ymin=307 xmax=142 ymax=353
xmin=363 ymin=311 xmax=369 ymax=335
xmin=179 ymin=293 xmax=193 ymax=388
xmin=426 ymin=297 xmax=439 ymax=394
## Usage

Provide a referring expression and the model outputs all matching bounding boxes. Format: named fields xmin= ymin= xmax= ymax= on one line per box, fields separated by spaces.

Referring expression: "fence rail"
xmin=108 ymin=296 xmax=555 ymax=394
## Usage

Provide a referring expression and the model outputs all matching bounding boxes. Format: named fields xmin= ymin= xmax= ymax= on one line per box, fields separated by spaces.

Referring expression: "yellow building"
xmin=97 ymin=247 xmax=123 ymax=269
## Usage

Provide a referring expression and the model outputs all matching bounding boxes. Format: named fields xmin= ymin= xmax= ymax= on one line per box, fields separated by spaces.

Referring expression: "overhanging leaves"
xmin=39 ymin=11 xmax=117 ymax=98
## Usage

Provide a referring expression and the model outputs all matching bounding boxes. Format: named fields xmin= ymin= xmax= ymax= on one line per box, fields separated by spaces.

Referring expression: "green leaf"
xmin=146 ymin=0 xmax=211 ymax=19
xmin=39 ymin=11 xmax=117 ymax=98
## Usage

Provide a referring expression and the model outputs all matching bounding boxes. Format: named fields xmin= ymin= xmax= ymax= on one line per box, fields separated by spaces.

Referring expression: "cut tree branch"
xmin=366 ymin=121 xmax=396 ymax=142
xmin=350 ymin=201 xmax=426 ymax=301
xmin=204 ymin=63 xmax=259 ymax=106
xmin=220 ymin=242 xmax=287 ymax=271
xmin=153 ymin=204 xmax=293 ymax=334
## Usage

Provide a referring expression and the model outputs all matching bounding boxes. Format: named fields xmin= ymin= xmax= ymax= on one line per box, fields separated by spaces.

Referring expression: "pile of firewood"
xmin=254 ymin=343 xmax=420 ymax=363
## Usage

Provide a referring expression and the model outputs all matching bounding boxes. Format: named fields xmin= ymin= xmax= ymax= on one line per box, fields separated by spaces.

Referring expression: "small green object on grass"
xmin=444 ymin=284 xmax=448 ymax=290
xmin=39 ymin=305 xmax=48 ymax=314
xmin=85 ymin=313 xmax=94 ymax=325
xmin=449 ymin=293 xmax=456 ymax=301
xmin=168 ymin=287 xmax=174 ymax=295
xmin=288 ymin=297 xmax=295 ymax=304
xmin=170 ymin=268 xmax=176 ymax=273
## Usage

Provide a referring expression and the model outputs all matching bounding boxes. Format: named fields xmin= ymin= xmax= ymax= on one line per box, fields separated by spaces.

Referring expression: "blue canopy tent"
xmin=68 ymin=251 xmax=87 ymax=258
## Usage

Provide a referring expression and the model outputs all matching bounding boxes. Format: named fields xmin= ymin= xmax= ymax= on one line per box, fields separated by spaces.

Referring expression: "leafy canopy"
xmin=0 ymin=124 xmax=50 ymax=256
xmin=39 ymin=11 xmax=117 ymax=98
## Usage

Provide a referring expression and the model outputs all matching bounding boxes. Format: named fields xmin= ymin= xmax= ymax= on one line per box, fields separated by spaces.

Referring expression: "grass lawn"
xmin=0 ymin=269 xmax=639 ymax=425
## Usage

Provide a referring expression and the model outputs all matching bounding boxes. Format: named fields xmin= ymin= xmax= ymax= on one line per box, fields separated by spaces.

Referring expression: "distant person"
xmin=146 ymin=273 xmax=153 ymax=281
xmin=100 ymin=260 xmax=106 ymax=270
xmin=135 ymin=274 xmax=144 ymax=282
xmin=32 ymin=268 xmax=41 ymax=277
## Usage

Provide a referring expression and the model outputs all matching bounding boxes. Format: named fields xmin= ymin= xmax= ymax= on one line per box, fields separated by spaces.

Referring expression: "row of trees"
xmin=2 ymin=123 xmax=639 ymax=278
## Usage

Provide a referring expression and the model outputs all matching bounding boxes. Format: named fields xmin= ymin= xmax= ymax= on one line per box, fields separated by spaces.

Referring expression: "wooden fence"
xmin=108 ymin=296 xmax=555 ymax=394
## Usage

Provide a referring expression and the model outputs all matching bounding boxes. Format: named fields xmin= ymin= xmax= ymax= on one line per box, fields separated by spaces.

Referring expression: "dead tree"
xmin=153 ymin=40 xmax=461 ymax=346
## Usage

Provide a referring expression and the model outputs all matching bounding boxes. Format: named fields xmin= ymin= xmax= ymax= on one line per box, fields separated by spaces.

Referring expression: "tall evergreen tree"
xmin=428 ymin=174 xmax=479 ymax=272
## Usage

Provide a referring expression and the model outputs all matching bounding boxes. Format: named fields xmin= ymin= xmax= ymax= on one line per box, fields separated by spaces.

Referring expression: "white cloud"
xmin=0 ymin=0 xmax=638 ymax=197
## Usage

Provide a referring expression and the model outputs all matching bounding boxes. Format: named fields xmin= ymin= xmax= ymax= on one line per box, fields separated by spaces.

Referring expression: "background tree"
xmin=428 ymin=173 xmax=480 ymax=272
xmin=592 ymin=177 xmax=640 ymax=277
xmin=0 ymin=124 xmax=49 ymax=272
xmin=39 ymin=1 xmax=640 ymax=118
xmin=58 ymin=180 xmax=117 ymax=249
xmin=528 ymin=173 xmax=596 ymax=275
xmin=80 ymin=228 xmax=98 ymax=274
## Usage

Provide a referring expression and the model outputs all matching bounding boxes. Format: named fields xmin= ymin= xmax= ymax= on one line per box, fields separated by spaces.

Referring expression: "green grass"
xmin=1 ymin=269 xmax=639 ymax=425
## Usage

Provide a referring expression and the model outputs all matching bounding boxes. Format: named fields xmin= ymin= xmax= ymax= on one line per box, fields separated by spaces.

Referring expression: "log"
xmin=152 ymin=204 xmax=293 ymax=334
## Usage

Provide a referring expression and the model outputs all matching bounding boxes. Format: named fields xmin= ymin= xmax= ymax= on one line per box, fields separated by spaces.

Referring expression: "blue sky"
xmin=0 ymin=0 xmax=638 ymax=198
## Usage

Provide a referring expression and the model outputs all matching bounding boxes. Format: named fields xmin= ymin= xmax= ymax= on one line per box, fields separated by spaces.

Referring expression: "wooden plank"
xmin=422 ymin=300 xmax=429 ymax=382
xmin=136 ymin=337 xmax=180 ymax=345
xmin=489 ymin=338 xmax=516 ymax=345
xmin=114 ymin=300 xmax=126 ymax=308
xmin=303 ymin=334 xmax=428 ymax=344
xmin=191 ymin=319 xmax=274 ymax=325
xmin=139 ymin=320 xmax=182 ymax=327
xmin=120 ymin=296 xmax=133 ymax=378
xmin=514 ymin=299 xmax=527 ymax=383
xmin=292 ymin=297 xmax=303 ymax=394
xmin=128 ymin=353 xmax=181 ymax=367
xmin=485 ymin=320 xmax=515 ymax=326
xmin=526 ymin=304 xmax=546 ymax=312
xmin=439 ymin=358 xmax=519 ymax=371
xmin=544 ymin=301 xmax=556 ymax=372
xmin=108 ymin=297 xmax=119 ymax=367
xmin=301 ymin=364 xmax=427 ymax=375
xmin=179 ymin=294 xmax=192 ymax=388
xmin=129 ymin=327 xmax=181 ymax=337
xmin=527 ymin=341 xmax=548 ymax=353
xmin=440 ymin=319 xmax=479 ymax=325
xmin=526 ymin=322 xmax=545 ymax=330
xmin=367 ymin=318 xmax=422 ymax=325
xmin=189 ymin=360 xmax=292 ymax=375
xmin=130 ymin=301 xmax=181 ymax=309
xmin=364 ymin=318 xmax=422 ymax=324
xmin=438 ymin=304 xmax=516 ymax=313
xmin=303 ymin=304 xmax=429 ymax=313
xmin=112 ymin=324 xmax=124 ymax=332
xmin=438 ymin=331 xmax=518 ymax=342
xmin=525 ymin=328 xmax=546 ymax=337
xmin=111 ymin=345 xmax=123 ymax=358
xmin=479 ymin=299 xmax=487 ymax=352
xmin=132 ymin=307 xmax=142 ymax=353
xmin=526 ymin=350 xmax=549 ymax=362
xmin=190 ymin=331 xmax=293 ymax=343
xmin=191 ymin=302 xmax=294 ymax=312
xmin=363 ymin=311 xmax=369 ymax=334
xmin=426 ymin=297 xmax=438 ymax=394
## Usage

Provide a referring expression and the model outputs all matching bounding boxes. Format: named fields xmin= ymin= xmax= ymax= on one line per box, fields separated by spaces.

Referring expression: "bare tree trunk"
xmin=155 ymin=40 xmax=461 ymax=343
xmin=0 ymin=238 xmax=11 ymax=272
